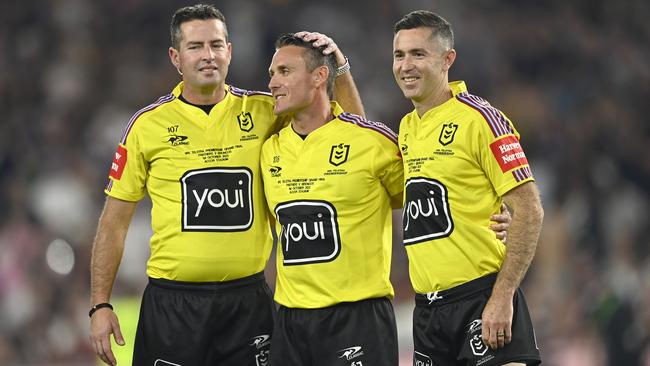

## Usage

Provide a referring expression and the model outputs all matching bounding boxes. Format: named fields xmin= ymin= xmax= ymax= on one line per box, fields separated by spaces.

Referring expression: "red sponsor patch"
xmin=109 ymin=145 xmax=127 ymax=180
xmin=489 ymin=135 xmax=529 ymax=173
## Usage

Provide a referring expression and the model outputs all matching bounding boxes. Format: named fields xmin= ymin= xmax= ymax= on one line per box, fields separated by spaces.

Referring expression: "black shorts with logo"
xmin=270 ymin=297 xmax=398 ymax=366
xmin=133 ymin=272 xmax=275 ymax=366
xmin=413 ymin=274 xmax=541 ymax=366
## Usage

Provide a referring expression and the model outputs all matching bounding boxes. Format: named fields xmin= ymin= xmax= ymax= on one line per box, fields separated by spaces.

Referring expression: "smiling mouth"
xmin=274 ymin=94 xmax=286 ymax=101
xmin=402 ymin=76 xmax=419 ymax=83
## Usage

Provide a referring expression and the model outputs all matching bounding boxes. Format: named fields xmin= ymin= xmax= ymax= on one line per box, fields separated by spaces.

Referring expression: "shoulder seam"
xmin=120 ymin=94 xmax=175 ymax=144
xmin=456 ymin=92 xmax=513 ymax=138
xmin=338 ymin=112 xmax=398 ymax=145
xmin=229 ymin=85 xmax=272 ymax=98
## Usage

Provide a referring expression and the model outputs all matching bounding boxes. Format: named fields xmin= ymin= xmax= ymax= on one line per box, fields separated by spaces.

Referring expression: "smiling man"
xmin=393 ymin=10 xmax=544 ymax=366
xmin=261 ymin=33 xmax=403 ymax=365
xmin=88 ymin=4 xmax=363 ymax=366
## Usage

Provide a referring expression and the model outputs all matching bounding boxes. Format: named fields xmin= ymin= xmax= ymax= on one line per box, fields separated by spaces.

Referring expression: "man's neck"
xmin=290 ymin=95 xmax=333 ymax=136
xmin=415 ymin=79 xmax=453 ymax=117
xmin=181 ymin=82 xmax=227 ymax=105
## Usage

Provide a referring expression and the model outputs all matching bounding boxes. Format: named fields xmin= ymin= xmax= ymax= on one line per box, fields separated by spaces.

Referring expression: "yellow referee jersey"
xmin=105 ymin=82 xmax=281 ymax=282
xmin=399 ymin=81 xmax=534 ymax=293
xmin=261 ymin=102 xmax=403 ymax=308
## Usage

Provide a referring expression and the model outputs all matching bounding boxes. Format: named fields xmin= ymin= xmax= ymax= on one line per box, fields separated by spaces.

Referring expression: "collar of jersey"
xmin=171 ymin=82 xmax=233 ymax=118
xmin=414 ymin=80 xmax=468 ymax=122
xmin=283 ymin=101 xmax=346 ymax=142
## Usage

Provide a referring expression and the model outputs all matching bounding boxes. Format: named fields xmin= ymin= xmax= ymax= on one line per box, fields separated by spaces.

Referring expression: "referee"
xmin=88 ymin=4 xmax=362 ymax=366
xmin=262 ymin=33 xmax=403 ymax=365
xmin=393 ymin=11 xmax=544 ymax=366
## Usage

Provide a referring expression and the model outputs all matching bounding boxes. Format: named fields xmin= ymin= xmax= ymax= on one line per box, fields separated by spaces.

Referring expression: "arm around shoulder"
xmin=334 ymin=60 xmax=365 ymax=117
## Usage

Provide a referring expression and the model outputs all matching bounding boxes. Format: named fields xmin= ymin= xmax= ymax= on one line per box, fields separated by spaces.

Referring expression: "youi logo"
xmin=181 ymin=167 xmax=253 ymax=231
xmin=403 ymin=177 xmax=454 ymax=245
xmin=275 ymin=200 xmax=341 ymax=265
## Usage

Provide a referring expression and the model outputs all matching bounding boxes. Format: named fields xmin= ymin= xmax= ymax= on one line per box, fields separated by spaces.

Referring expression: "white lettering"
xmin=111 ymin=162 xmax=119 ymax=172
xmin=498 ymin=142 xmax=520 ymax=154
xmin=207 ymin=189 xmax=225 ymax=207
xmin=404 ymin=191 xmax=438 ymax=231
xmin=193 ymin=189 xmax=208 ymax=217
xmin=501 ymin=151 xmax=526 ymax=164
xmin=193 ymin=183 xmax=245 ymax=217
xmin=115 ymin=152 xmax=122 ymax=161
xmin=282 ymin=221 xmax=326 ymax=252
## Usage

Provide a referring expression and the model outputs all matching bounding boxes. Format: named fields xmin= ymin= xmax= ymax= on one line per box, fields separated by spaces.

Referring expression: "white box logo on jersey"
xmin=181 ymin=167 xmax=253 ymax=231
xmin=403 ymin=178 xmax=454 ymax=245
xmin=275 ymin=200 xmax=341 ymax=265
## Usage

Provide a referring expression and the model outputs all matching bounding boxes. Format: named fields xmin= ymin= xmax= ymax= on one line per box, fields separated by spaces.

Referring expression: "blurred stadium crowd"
xmin=1 ymin=0 xmax=649 ymax=364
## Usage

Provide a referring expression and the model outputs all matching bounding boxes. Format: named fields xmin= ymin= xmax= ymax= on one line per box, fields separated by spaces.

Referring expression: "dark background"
xmin=1 ymin=0 xmax=649 ymax=364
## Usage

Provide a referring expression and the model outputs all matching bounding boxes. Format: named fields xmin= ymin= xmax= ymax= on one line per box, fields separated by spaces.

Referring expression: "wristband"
xmin=89 ymin=302 xmax=113 ymax=318
xmin=335 ymin=56 xmax=350 ymax=77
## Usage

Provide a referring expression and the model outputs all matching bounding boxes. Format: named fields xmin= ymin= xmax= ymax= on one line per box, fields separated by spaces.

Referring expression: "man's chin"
xmin=273 ymin=108 xmax=291 ymax=117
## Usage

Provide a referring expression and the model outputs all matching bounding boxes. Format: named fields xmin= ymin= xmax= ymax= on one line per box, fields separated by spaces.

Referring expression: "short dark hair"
xmin=170 ymin=4 xmax=228 ymax=49
xmin=275 ymin=33 xmax=337 ymax=98
xmin=394 ymin=10 xmax=454 ymax=50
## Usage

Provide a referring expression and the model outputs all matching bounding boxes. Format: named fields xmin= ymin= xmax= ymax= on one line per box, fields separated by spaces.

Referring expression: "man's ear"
xmin=169 ymin=47 xmax=180 ymax=70
xmin=443 ymin=48 xmax=456 ymax=72
xmin=313 ymin=65 xmax=329 ymax=88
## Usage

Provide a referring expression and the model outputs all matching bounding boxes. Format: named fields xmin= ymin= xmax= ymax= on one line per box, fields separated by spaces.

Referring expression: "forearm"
xmin=90 ymin=229 xmax=125 ymax=305
xmin=334 ymin=71 xmax=365 ymax=117
xmin=493 ymin=183 xmax=544 ymax=297
xmin=90 ymin=197 xmax=135 ymax=305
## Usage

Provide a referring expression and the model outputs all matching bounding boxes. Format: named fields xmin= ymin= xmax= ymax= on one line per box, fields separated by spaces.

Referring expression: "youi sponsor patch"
xmin=181 ymin=167 xmax=253 ymax=231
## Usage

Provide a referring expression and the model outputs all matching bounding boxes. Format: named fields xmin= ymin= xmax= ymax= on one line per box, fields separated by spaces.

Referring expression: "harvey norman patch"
xmin=489 ymin=135 xmax=529 ymax=173
xmin=109 ymin=145 xmax=127 ymax=180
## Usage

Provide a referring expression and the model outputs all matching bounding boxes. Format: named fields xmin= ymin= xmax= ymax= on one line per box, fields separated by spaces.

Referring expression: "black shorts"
xmin=270 ymin=297 xmax=398 ymax=366
xmin=413 ymin=274 xmax=541 ymax=366
xmin=133 ymin=272 xmax=275 ymax=366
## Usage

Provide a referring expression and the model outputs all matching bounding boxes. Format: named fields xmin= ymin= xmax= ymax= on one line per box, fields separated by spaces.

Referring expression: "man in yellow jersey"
xmin=261 ymin=33 xmax=403 ymax=365
xmin=88 ymin=4 xmax=363 ymax=366
xmin=393 ymin=11 xmax=544 ymax=366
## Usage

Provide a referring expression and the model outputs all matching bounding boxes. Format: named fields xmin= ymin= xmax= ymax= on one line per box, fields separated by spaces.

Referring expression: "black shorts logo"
xmin=413 ymin=351 xmax=433 ymax=366
xmin=275 ymin=200 xmax=341 ymax=265
xmin=181 ymin=167 xmax=253 ymax=231
xmin=403 ymin=178 xmax=453 ymax=245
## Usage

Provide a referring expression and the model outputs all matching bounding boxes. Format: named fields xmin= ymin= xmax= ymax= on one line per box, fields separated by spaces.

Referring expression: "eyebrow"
xmin=186 ymin=39 xmax=225 ymax=46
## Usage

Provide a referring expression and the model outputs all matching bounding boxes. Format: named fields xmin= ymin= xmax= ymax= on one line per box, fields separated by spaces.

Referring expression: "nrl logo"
xmin=329 ymin=143 xmax=350 ymax=166
xmin=438 ymin=122 xmax=458 ymax=146
xmin=238 ymin=112 xmax=254 ymax=132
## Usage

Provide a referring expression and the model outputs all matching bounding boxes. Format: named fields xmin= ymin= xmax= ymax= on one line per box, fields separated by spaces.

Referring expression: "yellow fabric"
xmin=105 ymin=82 xmax=280 ymax=281
xmin=399 ymin=81 xmax=534 ymax=293
xmin=261 ymin=102 xmax=403 ymax=308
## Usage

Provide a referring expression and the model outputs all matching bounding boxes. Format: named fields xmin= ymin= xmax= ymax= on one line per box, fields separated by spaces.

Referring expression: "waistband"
xmin=278 ymin=296 xmax=390 ymax=311
xmin=415 ymin=273 xmax=497 ymax=307
xmin=149 ymin=271 xmax=265 ymax=292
